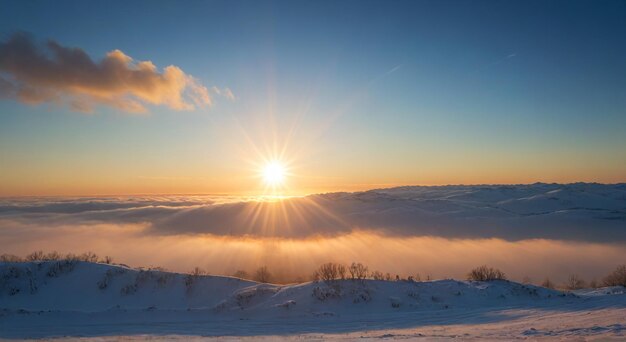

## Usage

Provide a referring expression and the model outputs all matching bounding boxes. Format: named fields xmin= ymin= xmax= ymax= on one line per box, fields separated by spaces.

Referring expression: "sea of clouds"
xmin=1 ymin=183 xmax=625 ymax=283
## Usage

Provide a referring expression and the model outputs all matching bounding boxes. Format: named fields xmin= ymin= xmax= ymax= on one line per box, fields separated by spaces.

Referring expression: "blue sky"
xmin=0 ymin=0 xmax=625 ymax=195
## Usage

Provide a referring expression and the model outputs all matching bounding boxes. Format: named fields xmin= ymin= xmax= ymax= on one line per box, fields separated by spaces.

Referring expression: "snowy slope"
xmin=0 ymin=261 xmax=567 ymax=312
xmin=1 ymin=261 xmax=625 ymax=339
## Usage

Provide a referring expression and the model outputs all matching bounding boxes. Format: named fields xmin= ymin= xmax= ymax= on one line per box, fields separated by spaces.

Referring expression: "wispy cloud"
xmin=383 ymin=64 xmax=402 ymax=76
xmin=0 ymin=32 xmax=215 ymax=114
xmin=211 ymin=86 xmax=236 ymax=101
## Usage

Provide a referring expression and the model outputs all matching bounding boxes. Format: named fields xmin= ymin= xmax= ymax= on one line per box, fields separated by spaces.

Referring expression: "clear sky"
xmin=0 ymin=0 xmax=625 ymax=196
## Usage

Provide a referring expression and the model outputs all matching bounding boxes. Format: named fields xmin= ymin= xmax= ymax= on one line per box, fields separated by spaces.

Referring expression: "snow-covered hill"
xmin=1 ymin=261 xmax=625 ymax=339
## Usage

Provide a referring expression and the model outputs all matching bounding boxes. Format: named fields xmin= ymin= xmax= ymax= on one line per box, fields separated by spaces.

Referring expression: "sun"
xmin=262 ymin=161 xmax=286 ymax=186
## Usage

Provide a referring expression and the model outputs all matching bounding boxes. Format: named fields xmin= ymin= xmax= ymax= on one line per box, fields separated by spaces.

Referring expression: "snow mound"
xmin=1 ymin=261 xmax=625 ymax=339
xmin=0 ymin=261 xmax=582 ymax=314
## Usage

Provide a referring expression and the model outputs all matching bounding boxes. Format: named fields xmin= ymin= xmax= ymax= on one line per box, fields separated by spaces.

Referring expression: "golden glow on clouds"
xmin=2 ymin=221 xmax=624 ymax=284
xmin=0 ymin=33 xmax=214 ymax=114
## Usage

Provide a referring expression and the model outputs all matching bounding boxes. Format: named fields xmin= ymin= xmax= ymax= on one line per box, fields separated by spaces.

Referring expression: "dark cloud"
xmin=0 ymin=32 xmax=220 ymax=113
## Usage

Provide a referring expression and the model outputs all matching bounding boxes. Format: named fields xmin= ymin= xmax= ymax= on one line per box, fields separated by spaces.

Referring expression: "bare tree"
xmin=371 ymin=270 xmax=384 ymax=280
xmin=101 ymin=256 xmax=113 ymax=264
xmin=603 ymin=265 xmax=626 ymax=287
xmin=337 ymin=264 xmax=347 ymax=280
xmin=317 ymin=263 xmax=340 ymax=282
xmin=254 ymin=266 xmax=272 ymax=283
xmin=565 ymin=274 xmax=586 ymax=290
xmin=349 ymin=262 xmax=368 ymax=280
xmin=385 ymin=273 xmax=392 ymax=281
xmin=467 ymin=265 xmax=506 ymax=281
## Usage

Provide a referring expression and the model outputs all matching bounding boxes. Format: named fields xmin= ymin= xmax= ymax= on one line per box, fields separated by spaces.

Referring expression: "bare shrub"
xmin=254 ymin=266 xmax=272 ymax=283
xmin=184 ymin=267 xmax=206 ymax=292
xmin=97 ymin=276 xmax=109 ymax=289
xmin=542 ymin=277 xmax=555 ymax=289
xmin=64 ymin=253 xmax=80 ymax=261
xmin=467 ymin=265 xmax=506 ymax=281
xmin=371 ymin=270 xmax=384 ymax=280
xmin=191 ymin=267 xmax=206 ymax=277
xmin=385 ymin=273 xmax=392 ymax=281
xmin=312 ymin=286 xmax=341 ymax=301
xmin=44 ymin=251 xmax=61 ymax=261
xmin=25 ymin=251 xmax=44 ymax=261
xmin=232 ymin=270 xmax=249 ymax=279
xmin=46 ymin=260 xmax=77 ymax=277
xmin=565 ymin=274 xmax=586 ymax=290
xmin=0 ymin=254 xmax=22 ymax=262
xmin=316 ymin=263 xmax=341 ymax=283
xmin=415 ymin=273 xmax=421 ymax=282
xmin=97 ymin=268 xmax=126 ymax=290
xmin=156 ymin=273 xmax=172 ymax=287
xmin=337 ymin=264 xmax=347 ymax=280
xmin=349 ymin=262 xmax=368 ymax=280
xmin=4 ymin=251 xmax=116 ymax=264
xmin=603 ymin=265 xmax=626 ymax=287
xmin=80 ymin=251 xmax=99 ymax=263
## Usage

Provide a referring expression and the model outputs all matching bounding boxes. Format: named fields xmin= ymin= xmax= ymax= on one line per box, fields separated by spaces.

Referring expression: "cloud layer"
xmin=1 ymin=184 xmax=625 ymax=282
xmin=0 ymin=33 xmax=216 ymax=113
xmin=1 ymin=183 xmax=625 ymax=242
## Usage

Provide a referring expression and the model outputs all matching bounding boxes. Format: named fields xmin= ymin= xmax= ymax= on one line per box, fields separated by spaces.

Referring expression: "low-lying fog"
xmin=1 ymin=185 xmax=625 ymax=285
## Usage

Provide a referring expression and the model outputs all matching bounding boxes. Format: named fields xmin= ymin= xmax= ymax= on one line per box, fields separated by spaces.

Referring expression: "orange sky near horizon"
xmin=2 ymin=164 xmax=624 ymax=197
